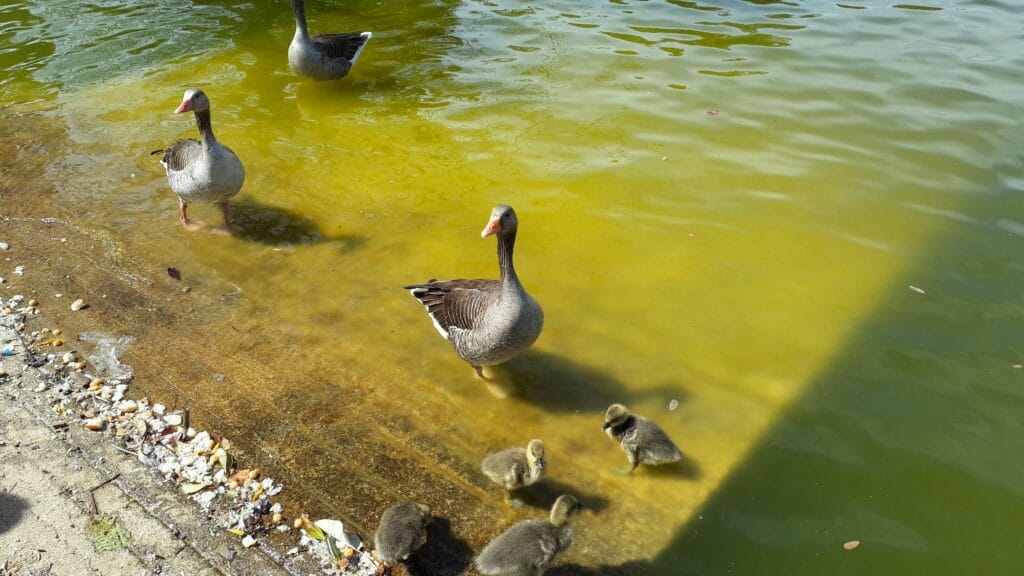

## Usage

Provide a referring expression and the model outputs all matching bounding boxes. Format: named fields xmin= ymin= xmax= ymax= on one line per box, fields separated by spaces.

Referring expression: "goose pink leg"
xmin=179 ymin=198 xmax=190 ymax=225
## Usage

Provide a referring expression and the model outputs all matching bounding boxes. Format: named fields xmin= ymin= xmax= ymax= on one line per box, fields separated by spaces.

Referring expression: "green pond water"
xmin=2 ymin=0 xmax=1023 ymax=573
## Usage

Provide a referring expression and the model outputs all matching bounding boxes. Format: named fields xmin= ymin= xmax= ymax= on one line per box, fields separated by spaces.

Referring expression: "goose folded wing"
xmin=153 ymin=138 xmax=202 ymax=171
xmin=311 ymin=32 xmax=368 ymax=60
xmin=407 ymin=279 xmax=500 ymax=333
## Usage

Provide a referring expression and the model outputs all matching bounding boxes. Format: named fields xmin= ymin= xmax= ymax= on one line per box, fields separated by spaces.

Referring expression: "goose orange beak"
xmin=481 ymin=217 xmax=501 ymax=238
xmin=175 ymin=100 xmax=192 ymax=114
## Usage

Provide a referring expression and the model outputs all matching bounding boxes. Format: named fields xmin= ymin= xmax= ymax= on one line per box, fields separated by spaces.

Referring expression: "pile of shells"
xmin=1 ymin=293 xmax=382 ymax=575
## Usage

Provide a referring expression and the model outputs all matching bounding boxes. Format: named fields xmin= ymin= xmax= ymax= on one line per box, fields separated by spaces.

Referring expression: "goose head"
xmin=175 ymin=89 xmax=210 ymax=114
xmin=550 ymin=495 xmax=583 ymax=527
xmin=481 ymin=204 xmax=518 ymax=238
xmin=602 ymin=403 xmax=629 ymax=431
xmin=526 ymin=439 xmax=545 ymax=472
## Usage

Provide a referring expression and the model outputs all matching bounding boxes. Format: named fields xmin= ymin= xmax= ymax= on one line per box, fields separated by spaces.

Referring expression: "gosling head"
xmin=416 ymin=503 xmax=432 ymax=524
xmin=175 ymin=89 xmax=210 ymax=114
xmin=602 ymin=403 xmax=629 ymax=431
xmin=481 ymin=204 xmax=518 ymax=238
xmin=526 ymin=439 xmax=545 ymax=472
xmin=550 ymin=494 xmax=583 ymax=527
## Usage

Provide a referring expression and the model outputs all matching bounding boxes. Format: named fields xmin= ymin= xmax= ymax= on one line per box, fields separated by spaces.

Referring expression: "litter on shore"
xmin=0 ymin=294 xmax=383 ymax=575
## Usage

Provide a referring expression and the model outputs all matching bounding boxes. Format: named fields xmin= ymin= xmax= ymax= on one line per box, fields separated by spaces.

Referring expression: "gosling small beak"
xmin=601 ymin=422 xmax=612 ymax=431
xmin=175 ymin=100 xmax=192 ymax=114
xmin=481 ymin=217 xmax=501 ymax=238
xmin=535 ymin=458 xmax=545 ymax=471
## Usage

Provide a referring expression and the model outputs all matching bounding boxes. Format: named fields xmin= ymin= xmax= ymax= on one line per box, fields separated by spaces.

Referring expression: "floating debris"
xmin=844 ymin=540 xmax=861 ymax=550
xmin=79 ymin=333 xmax=135 ymax=381
xmin=71 ymin=298 xmax=88 ymax=311
xmin=0 ymin=241 xmax=8 ymax=250
xmin=14 ymin=266 xmax=25 ymax=276
xmin=668 ymin=399 xmax=679 ymax=411
xmin=167 ymin=267 xmax=182 ymax=281
xmin=908 ymin=285 xmax=926 ymax=294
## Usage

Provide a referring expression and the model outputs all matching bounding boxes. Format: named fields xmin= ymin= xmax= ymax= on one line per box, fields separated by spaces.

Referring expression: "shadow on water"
xmin=407 ymin=516 xmax=474 ymax=576
xmin=501 ymin=350 xmax=685 ymax=414
xmin=0 ymin=492 xmax=29 ymax=535
xmin=229 ymin=199 xmax=365 ymax=250
xmin=519 ymin=478 xmax=611 ymax=514
xmin=636 ymin=180 xmax=1024 ymax=573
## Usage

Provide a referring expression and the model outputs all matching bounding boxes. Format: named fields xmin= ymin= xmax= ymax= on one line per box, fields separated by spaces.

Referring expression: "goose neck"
xmin=497 ymin=230 xmax=519 ymax=288
xmin=194 ymin=109 xmax=216 ymax=146
xmin=292 ymin=0 xmax=309 ymax=38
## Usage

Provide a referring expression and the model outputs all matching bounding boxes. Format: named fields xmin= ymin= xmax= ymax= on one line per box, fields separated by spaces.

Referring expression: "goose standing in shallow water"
xmin=151 ymin=89 xmax=244 ymax=231
xmin=405 ymin=205 xmax=544 ymax=379
xmin=289 ymin=0 xmax=372 ymax=81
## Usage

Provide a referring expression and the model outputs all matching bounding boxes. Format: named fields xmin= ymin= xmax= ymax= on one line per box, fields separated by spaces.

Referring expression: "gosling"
xmin=476 ymin=495 xmax=583 ymax=576
xmin=374 ymin=501 xmax=431 ymax=566
xmin=602 ymin=403 xmax=682 ymax=473
xmin=481 ymin=439 xmax=545 ymax=506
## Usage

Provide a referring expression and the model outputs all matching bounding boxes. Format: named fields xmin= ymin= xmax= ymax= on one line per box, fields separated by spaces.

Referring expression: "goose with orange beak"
xmin=151 ymin=89 xmax=244 ymax=231
xmin=405 ymin=205 xmax=544 ymax=379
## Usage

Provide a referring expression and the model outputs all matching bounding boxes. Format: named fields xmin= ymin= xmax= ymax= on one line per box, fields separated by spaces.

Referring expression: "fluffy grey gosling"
xmin=481 ymin=439 xmax=545 ymax=506
xmin=374 ymin=501 xmax=431 ymax=565
xmin=602 ymin=403 xmax=682 ymax=473
xmin=476 ymin=495 xmax=583 ymax=576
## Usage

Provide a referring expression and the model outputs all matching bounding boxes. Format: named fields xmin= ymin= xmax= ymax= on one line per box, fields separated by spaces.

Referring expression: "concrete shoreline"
xmin=0 ymin=321 xmax=297 ymax=575
xmin=0 ymin=304 xmax=382 ymax=575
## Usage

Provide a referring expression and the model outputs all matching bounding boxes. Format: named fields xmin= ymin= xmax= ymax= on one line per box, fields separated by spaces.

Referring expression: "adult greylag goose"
xmin=476 ymin=495 xmax=583 ymax=576
xmin=405 ymin=205 xmax=544 ymax=379
xmin=151 ymin=89 xmax=244 ymax=231
xmin=289 ymin=0 xmax=372 ymax=81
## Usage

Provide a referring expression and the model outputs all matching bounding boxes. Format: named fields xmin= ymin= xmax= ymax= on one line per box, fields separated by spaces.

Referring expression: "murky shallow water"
xmin=2 ymin=0 xmax=1023 ymax=573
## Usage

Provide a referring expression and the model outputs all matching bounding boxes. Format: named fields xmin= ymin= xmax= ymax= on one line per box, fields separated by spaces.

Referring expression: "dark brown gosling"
xmin=475 ymin=495 xmax=583 ymax=576
xmin=602 ymin=403 xmax=681 ymax=473
xmin=481 ymin=439 xmax=545 ymax=506
xmin=374 ymin=501 xmax=431 ymax=566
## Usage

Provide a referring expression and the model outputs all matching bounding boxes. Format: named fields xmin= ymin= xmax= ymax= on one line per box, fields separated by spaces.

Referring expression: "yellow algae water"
xmin=2 ymin=0 xmax=1024 ymax=574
